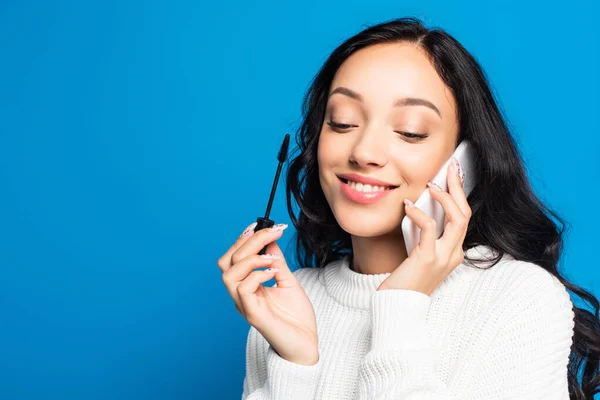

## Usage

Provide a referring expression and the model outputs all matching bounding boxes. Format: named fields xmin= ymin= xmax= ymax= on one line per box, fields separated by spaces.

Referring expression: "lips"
xmin=338 ymin=176 xmax=396 ymax=204
xmin=336 ymin=173 xmax=399 ymax=189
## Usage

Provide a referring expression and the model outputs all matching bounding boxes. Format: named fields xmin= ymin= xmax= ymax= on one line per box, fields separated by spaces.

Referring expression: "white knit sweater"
xmin=241 ymin=245 xmax=576 ymax=399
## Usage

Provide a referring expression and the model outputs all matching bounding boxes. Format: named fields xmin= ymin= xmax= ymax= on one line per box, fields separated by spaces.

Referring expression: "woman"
xmin=217 ymin=17 xmax=600 ymax=399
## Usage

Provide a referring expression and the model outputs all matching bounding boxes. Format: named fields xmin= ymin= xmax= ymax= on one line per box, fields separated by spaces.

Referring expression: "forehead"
xmin=329 ymin=42 xmax=456 ymax=117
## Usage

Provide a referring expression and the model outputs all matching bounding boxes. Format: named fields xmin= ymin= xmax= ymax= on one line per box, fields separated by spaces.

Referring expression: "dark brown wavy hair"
xmin=282 ymin=17 xmax=599 ymax=399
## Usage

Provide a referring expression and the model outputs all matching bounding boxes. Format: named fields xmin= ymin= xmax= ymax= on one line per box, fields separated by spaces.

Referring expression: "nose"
xmin=349 ymin=125 xmax=387 ymax=168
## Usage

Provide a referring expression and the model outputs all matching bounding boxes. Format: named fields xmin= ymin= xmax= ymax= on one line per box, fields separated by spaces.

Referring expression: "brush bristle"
xmin=277 ymin=133 xmax=290 ymax=162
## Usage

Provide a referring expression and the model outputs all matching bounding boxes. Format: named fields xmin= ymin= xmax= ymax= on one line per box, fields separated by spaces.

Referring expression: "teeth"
xmin=347 ymin=180 xmax=390 ymax=192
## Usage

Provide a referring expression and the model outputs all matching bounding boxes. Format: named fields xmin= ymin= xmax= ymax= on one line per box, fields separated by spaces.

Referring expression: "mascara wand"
xmin=254 ymin=133 xmax=290 ymax=255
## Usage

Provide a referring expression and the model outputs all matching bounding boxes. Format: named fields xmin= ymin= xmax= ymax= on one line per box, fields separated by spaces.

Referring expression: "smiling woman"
xmin=225 ymin=17 xmax=600 ymax=400
xmin=318 ymin=42 xmax=459 ymax=245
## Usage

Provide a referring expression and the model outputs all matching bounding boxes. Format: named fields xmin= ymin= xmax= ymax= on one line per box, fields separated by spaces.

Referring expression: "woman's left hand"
xmin=377 ymin=157 xmax=471 ymax=296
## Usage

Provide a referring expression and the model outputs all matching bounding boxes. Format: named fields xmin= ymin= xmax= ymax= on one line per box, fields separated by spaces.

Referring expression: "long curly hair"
xmin=283 ymin=17 xmax=599 ymax=399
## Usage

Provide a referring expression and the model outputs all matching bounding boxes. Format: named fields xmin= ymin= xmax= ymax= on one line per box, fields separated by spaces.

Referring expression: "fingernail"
xmin=240 ymin=222 xmax=258 ymax=238
xmin=404 ymin=198 xmax=414 ymax=208
xmin=260 ymin=253 xmax=281 ymax=259
xmin=266 ymin=268 xmax=279 ymax=273
xmin=452 ymin=157 xmax=465 ymax=184
xmin=268 ymin=223 xmax=288 ymax=232
xmin=427 ymin=181 xmax=442 ymax=191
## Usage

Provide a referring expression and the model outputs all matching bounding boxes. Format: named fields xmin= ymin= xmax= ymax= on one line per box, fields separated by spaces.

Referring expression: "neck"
xmin=350 ymin=230 xmax=408 ymax=275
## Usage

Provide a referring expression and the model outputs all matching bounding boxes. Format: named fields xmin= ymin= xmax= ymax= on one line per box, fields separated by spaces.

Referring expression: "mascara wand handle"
xmin=264 ymin=161 xmax=283 ymax=219
xmin=254 ymin=217 xmax=274 ymax=255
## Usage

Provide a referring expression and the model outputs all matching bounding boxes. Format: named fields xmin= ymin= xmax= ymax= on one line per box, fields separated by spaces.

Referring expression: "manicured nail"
xmin=427 ymin=181 xmax=442 ymax=191
xmin=240 ymin=222 xmax=258 ymax=238
xmin=404 ymin=198 xmax=414 ymax=208
xmin=266 ymin=268 xmax=279 ymax=273
xmin=452 ymin=157 xmax=465 ymax=184
xmin=260 ymin=253 xmax=281 ymax=260
xmin=268 ymin=223 xmax=288 ymax=232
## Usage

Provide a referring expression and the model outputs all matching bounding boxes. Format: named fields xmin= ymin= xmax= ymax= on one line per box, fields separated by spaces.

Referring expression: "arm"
xmin=358 ymin=275 xmax=575 ymax=399
xmin=241 ymin=325 xmax=323 ymax=400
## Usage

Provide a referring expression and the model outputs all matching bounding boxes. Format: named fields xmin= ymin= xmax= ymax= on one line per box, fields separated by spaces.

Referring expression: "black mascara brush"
xmin=254 ymin=133 xmax=291 ymax=255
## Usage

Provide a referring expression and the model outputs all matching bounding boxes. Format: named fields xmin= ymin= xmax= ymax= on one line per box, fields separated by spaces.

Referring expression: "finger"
xmin=262 ymin=240 xmax=297 ymax=289
xmin=217 ymin=221 xmax=258 ymax=272
xmin=230 ymin=224 xmax=288 ymax=267
xmin=449 ymin=211 xmax=469 ymax=266
xmin=404 ymin=199 xmax=436 ymax=256
xmin=222 ymin=253 xmax=280 ymax=316
xmin=454 ymin=215 xmax=469 ymax=261
xmin=238 ymin=268 xmax=279 ymax=323
xmin=443 ymin=158 xmax=472 ymax=258
xmin=427 ymin=182 xmax=467 ymax=252
xmin=447 ymin=158 xmax=471 ymax=217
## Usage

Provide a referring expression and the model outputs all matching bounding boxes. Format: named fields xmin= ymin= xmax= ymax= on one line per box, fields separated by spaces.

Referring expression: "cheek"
xmin=317 ymin=134 xmax=325 ymax=165
xmin=391 ymin=146 xmax=442 ymax=186
xmin=317 ymin=131 xmax=337 ymax=166
xmin=317 ymin=133 xmax=331 ymax=184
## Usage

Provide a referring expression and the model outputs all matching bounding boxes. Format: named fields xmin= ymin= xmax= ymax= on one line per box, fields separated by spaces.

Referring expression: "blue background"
xmin=0 ymin=0 xmax=598 ymax=399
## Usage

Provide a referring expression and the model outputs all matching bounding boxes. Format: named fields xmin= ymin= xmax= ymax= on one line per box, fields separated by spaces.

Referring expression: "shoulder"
xmin=465 ymin=247 xmax=574 ymax=327
xmin=491 ymin=258 xmax=572 ymax=310
xmin=465 ymin=246 xmax=570 ymax=302
xmin=449 ymin=248 xmax=576 ymax=363
xmin=483 ymin=259 xmax=576 ymax=364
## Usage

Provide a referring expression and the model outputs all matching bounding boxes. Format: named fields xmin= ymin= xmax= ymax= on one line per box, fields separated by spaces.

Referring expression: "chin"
xmin=332 ymin=207 xmax=401 ymax=237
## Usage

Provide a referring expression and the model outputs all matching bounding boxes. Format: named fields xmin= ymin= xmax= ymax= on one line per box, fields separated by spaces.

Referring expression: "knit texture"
xmin=241 ymin=245 xmax=576 ymax=399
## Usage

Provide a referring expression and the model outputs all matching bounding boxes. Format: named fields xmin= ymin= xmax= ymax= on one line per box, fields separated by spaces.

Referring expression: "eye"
xmin=395 ymin=131 xmax=429 ymax=141
xmin=327 ymin=120 xmax=355 ymax=131
xmin=327 ymin=120 xmax=429 ymax=141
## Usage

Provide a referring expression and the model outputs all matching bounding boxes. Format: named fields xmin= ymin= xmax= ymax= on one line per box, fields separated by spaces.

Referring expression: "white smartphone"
xmin=401 ymin=140 xmax=478 ymax=256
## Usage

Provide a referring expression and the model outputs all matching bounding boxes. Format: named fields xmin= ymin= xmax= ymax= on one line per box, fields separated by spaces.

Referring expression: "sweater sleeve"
xmin=241 ymin=325 xmax=323 ymax=400
xmin=358 ymin=274 xmax=575 ymax=399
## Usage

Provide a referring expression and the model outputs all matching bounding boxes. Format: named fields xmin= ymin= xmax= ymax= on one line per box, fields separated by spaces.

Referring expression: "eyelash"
xmin=326 ymin=120 xmax=429 ymax=140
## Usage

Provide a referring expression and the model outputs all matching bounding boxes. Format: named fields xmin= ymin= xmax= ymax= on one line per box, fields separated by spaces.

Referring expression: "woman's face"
xmin=318 ymin=42 xmax=460 ymax=237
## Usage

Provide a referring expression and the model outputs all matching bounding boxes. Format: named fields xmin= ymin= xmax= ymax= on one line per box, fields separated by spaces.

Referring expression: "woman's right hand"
xmin=217 ymin=222 xmax=319 ymax=366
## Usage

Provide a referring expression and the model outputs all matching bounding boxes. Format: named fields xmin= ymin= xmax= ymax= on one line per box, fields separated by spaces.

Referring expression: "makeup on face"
xmin=325 ymin=102 xmax=438 ymax=142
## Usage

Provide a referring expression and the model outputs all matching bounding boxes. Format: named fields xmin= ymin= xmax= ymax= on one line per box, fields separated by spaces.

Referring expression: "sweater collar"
xmin=322 ymin=245 xmax=497 ymax=310
xmin=323 ymin=255 xmax=391 ymax=310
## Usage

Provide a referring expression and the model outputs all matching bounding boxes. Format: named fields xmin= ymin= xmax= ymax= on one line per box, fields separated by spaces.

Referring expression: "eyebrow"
xmin=328 ymin=86 xmax=442 ymax=118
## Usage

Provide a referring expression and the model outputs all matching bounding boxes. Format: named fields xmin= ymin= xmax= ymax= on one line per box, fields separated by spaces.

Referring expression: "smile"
xmin=338 ymin=176 xmax=398 ymax=204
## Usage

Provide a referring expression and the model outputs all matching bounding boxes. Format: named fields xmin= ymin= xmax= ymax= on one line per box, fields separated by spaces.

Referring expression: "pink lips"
xmin=339 ymin=177 xmax=396 ymax=204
